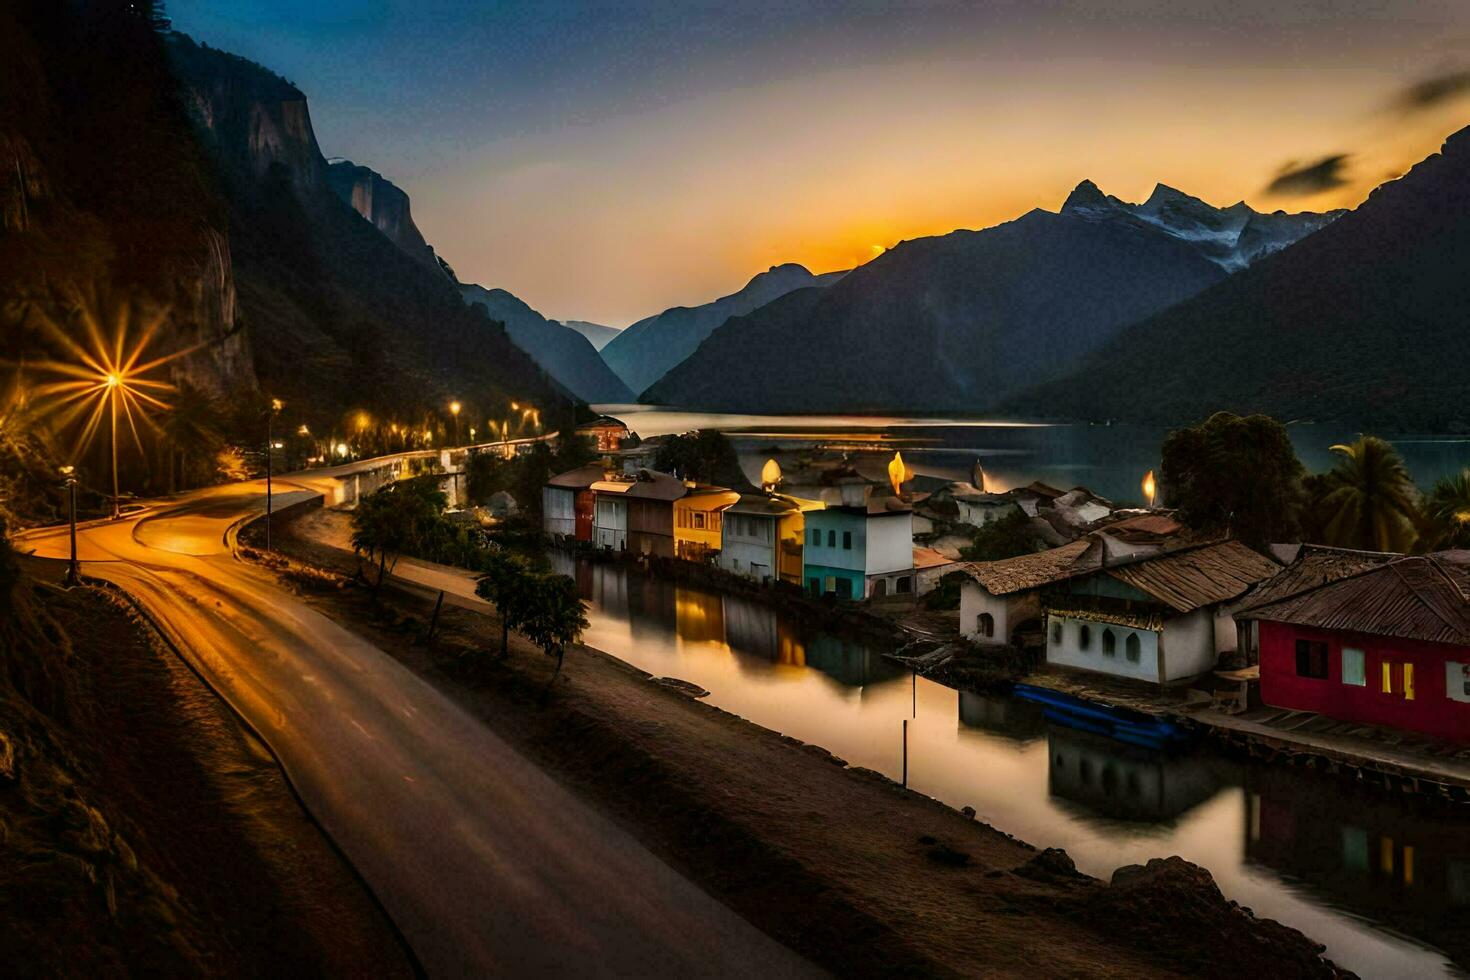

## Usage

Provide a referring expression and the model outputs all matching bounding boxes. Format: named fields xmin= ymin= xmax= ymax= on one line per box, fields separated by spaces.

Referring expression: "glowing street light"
xmin=266 ymin=398 xmax=282 ymax=550
xmin=60 ymin=464 xmax=79 ymax=586
xmin=1142 ymin=469 xmax=1157 ymax=508
xmin=449 ymin=399 xmax=462 ymax=445
xmin=336 ymin=442 xmax=349 ymax=458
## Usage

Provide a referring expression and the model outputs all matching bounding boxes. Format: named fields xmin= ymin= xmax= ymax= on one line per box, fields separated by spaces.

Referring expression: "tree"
xmin=350 ymin=477 xmax=448 ymax=590
xmin=1160 ymin=413 xmax=1304 ymax=549
xmin=475 ymin=549 xmax=532 ymax=657
xmin=1314 ymin=436 xmax=1420 ymax=553
xmin=1422 ymin=468 xmax=1470 ymax=550
xmin=518 ymin=572 xmax=589 ymax=687
xmin=959 ymin=510 xmax=1040 ymax=562
xmin=158 ymin=382 xmax=223 ymax=492
xmin=652 ymin=430 xmax=745 ymax=487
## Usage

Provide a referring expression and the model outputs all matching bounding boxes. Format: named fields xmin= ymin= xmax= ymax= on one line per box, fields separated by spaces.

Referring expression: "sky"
xmin=171 ymin=0 xmax=1470 ymax=327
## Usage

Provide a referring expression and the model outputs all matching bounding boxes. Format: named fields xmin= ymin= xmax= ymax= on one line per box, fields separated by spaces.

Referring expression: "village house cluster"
xmin=957 ymin=525 xmax=1470 ymax=743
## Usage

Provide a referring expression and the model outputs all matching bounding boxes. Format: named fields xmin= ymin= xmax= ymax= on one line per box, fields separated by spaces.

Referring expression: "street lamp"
xmin=60 ymin=464 xmax=79 ymax=586
xmin=449 ymin=399 xmax=462 ymax=444
xmin=265 ymin=398 xmax=282 ymax=550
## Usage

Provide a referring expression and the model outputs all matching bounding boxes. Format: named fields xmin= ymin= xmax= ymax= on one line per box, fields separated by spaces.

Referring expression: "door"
xmin=1380 ymin=659 xmax=1416 ymax=701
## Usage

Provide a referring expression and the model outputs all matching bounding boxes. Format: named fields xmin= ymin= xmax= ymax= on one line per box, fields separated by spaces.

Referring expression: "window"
xmin=1079 ymin=624 xmax=1092 ymax=651
xmin=1382 ymin=661 xmax=1394 ymax=694
xmin=1342 ymin=647 xmax=1366 ymax=687
xmin=692 ymin=512 xmax=706 ymax=530
xmin=1102 ymin=629 xmax=1117 ymax=657
xmin=836 ymin=577 xmax=853 ymax=600
xmin=842 ymin=530 xmax=852 ymax=550
xmin=896 ymin=576 xmax=912 ymax=594
xmin=811 ymin=528 xmax=820 ymax=546
xmin=1404 ymin=662 xmax=1416 ymax=700
xmin=1125 ymin=633 xmax=1141 ymax=664
xmin=1447 ymin=663 xmax=1470 ymax=703
xmin=808 ymin=577 xmax=820 ymax=595
xmin=1296 ymin=639 xmax=1329 ymax=679
xmin=977 ymin=613 xmax=995 ymax=638
xmin=1051 ymin=620 xmax=1062 ymax=645
xmin=827 ymin=529 xmax=836 ymax=548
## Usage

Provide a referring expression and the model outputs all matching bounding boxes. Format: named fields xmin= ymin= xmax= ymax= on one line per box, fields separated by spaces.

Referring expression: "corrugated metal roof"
xmin=1104 ymin=540 xmax=1279 ymax=613
xmin=959 ymin=539 xmax=1097 ymax=595
xmin=1240 ymin=552 xmax=1470 ymax=646
xmin=1236 ymin=545 xmax=1399 ymax=613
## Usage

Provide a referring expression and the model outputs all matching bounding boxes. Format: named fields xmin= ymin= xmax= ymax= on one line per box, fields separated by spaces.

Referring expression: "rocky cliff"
xmin=326 ymin=160 xmax=449 ymax=279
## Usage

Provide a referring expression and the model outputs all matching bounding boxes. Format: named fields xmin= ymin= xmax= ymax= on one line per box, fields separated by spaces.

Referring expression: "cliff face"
xmin=326 ymin=161 xmax=448 ymax=278
xmin=0 ymin=3 xmax=254 ymax=403
xmin=167 ymin=33 xmax=572 ymax=427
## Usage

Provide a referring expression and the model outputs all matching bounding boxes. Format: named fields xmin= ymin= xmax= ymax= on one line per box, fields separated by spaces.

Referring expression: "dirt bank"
xmin=3 ymin=559 xmax=414 ymax=977
xmin=258 ymin=511 xmax=1349 ymax=979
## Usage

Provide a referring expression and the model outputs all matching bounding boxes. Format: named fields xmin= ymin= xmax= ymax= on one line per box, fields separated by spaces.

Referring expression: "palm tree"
xmin=1316 ymin=436 xmax=1420 ymax=553
xmin=1424 ymin=468 xmax=1470 ymax=550
xmin=158 ymin=383 xmax=222 ymax=492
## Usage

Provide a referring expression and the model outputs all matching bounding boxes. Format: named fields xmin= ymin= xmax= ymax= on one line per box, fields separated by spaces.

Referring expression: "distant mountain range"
xmin=601 ymin=263 xmax=846 ymax=396
xmin=1003 ymin=127 xmax=1470 ymax=430
xmin=644 ymin=178 xmax=1337 ymax=413
xmin=560 ymin=320 xmax=621 ymax=350
xmin=1061 ymin=181 xmax=1343 ymax=271
xmin=459 ymin=286 xmax=633 ymax=403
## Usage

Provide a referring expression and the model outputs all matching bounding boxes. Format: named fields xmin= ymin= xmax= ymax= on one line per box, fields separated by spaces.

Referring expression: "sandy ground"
xmin=4 ymin=566 xmax=414 ymax=976
xmin=264 ymin=510 xmax=1348 ymax=979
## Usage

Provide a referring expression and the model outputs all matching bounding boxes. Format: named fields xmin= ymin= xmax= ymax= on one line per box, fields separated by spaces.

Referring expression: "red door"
xmin=574 ymin=490 xmax=595 ymax=541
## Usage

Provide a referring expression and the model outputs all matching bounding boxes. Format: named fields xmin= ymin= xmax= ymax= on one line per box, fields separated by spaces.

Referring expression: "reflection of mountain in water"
xmin=957 ymin=691 xmax=1047 ymax=743
xmin=1245 ymin=767 xmax=1470 ymax=970
xmin=1046 ymin=725 xmax=1223 ymax=822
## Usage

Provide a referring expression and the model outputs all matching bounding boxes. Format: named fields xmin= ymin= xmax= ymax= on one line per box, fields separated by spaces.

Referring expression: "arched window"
xmin=1051 ymin=620 xmax=1062 ymax=645
xmin=977 ymin=613 xmax=995 ymax=638
xmin=1126 ymin=632 xmax=1142 ymax=663
xmin=1102 ymin=629 xmax=1117 ymax=657
xmin=1079 ymin=624 xmax=1092 ymax=650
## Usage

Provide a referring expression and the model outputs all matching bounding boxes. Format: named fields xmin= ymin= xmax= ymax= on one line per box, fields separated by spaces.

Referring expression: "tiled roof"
xmin=1236 ymin=545 xmax=1399 ymax=613
xmin=1239 ymin=551 xmax=1470 ymax=646
xmin=1104 ymin=540 xmax=1279 ymax=613
xmin=913 ymin=546 xmax=957 ymax=570
xmin=959 ymin=539 xmax=1096 ymax=595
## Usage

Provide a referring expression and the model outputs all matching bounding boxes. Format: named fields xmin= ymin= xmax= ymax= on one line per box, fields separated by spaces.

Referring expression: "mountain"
xmin=600 ymin=263 xmax=847 ymax=396
xmin=325 ymin=160 xmax=452 ymax=280
xmin=643 ymin=196 xmax=1238 ymax=413
xmin=166 ymin=34 xmax=573 ymax=428
xmin=1060 ymin=181 xmax=1343 ymax=271
xmin=1002 ymin=127 xmax=1470 ymax=431
xmin=560 ymin=320 xmax=621 ymax=350
xmin=459 ymin=285 xmax=633 ymax=403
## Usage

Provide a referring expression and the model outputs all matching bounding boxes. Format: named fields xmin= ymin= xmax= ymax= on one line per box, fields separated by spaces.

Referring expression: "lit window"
xmin=1342 ymin=647 xmax=1366 ymax=686
xmin=1404 ymin=662 xmax=1416 ymax=700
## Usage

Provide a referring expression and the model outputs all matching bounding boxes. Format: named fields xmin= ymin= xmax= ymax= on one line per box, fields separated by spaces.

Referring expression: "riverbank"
xmin=255 ymin=508 xmax=1348 ymax=978
xmin=3 ymin=559 xmax=414 ymax=976
xmin=900 ymin=641 xmax=1470 ymax=804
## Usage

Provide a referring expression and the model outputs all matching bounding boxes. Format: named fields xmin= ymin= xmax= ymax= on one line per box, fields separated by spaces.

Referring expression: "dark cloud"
xmin=1264 ymin=154 xmax=1351 ymax=196
xmin=1394 ymin=69 xmax=1470 ymax=112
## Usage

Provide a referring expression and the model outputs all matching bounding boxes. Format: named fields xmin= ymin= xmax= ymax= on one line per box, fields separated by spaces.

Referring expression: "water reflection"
xmin=557 ymin=553 xmax=1464 ymax=978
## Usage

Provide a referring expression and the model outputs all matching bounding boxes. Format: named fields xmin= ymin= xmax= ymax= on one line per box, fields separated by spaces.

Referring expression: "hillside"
xmin=1003 ymin=126 xmax=1470 ymax=430
xmin=326 ymin=159 xmax=452 ymax=280
xmin=601 ymin=263 xmax=846 ymax=396
xmin=166 ymin=34 xmax=575 ymax=430
xmin=643 ymin=204 xmax=1230 ymax=413
xmin=458 ymin=285 xmax=633 ymax=403
xmin=561 ymin=320 xmax=621 ymax=350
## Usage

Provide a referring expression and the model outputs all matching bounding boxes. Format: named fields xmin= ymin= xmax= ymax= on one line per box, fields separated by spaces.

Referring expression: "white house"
xmin=542 ymin=463 xmax=604 ymax=539
xmin=718 ymin=493 xmax=821 ymax=585
xmin=959 ymin=539 xmax=1095 ymax=645
xmin=590 ymin=478 xmax=632 ymax=551
xmin=803 ymin=496 xmax=914 ymax=599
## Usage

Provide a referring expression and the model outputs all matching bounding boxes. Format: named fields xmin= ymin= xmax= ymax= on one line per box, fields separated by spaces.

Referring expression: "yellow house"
xmin=673 ymin=486 xmax=739 ymax=562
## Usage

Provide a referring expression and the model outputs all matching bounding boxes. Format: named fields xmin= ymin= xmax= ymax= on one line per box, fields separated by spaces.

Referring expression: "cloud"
xmin=1264 ymin=154 xmax=1350 ymax=196
xmin=1393 ymin=69 xmax=1470 ymax=113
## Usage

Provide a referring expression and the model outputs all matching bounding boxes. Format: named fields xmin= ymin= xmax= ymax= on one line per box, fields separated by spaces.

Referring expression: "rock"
xmin=1014 ymin=847 xmax=1081 ymax=881
xmin=961 ymin=805 xmax=976 ymax=819
xmin=653 ymin=677 xmax=710 ymax=698
xmin=924 ymin=842 xmax=971 ymax=868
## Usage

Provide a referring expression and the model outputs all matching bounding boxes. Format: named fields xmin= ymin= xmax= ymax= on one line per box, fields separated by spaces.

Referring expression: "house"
xmin=577 ymin=415 xmax=630 ymax=453
xmin=959 ymin=539 xmax=1095 ymax=646
xmin=673 ymin=486 xmax=740 ymax=562
xmin=1041 ymin=540 xmax=1279 ymax=687
xmin=719 ymin=493 xmax=823 ymax=584
xmin=952 ymin=487 xmax=1022 ymax=528
xmin=1236 ymin=550 xmax=1470 ymax=742
xmin=623 ymin=469 xmax=688 ymax=558
xmin=542 ymin=463 xmax=605 ymax=541
xmin=590 ymin=478 xmax=633 ymax=551
xmin=913 ymin=546 xmax=960 ymax=595
xmin=803 ymin=496 xmax=914 ymax=599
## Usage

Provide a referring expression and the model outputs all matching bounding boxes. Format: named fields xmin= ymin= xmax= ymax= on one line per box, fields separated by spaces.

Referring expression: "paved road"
xmin=19 ymin=480 xmax=816 ymax=978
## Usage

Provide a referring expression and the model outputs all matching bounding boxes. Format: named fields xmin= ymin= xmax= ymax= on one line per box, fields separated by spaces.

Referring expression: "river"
xmin=548 ymin=552 xmax=1469 ymax=979
xmin=593 ymin=404 xmax=1470 ymax=502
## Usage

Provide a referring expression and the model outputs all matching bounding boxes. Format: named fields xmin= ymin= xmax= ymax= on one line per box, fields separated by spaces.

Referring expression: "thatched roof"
xmin=1105 ymin=540 xmax=1279 ymax=613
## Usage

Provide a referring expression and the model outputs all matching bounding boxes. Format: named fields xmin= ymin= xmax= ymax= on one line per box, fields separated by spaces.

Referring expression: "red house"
xmin=1238 ymin=549 xmax=1470 ymax=742
xmin=542 ymin=464 xmax=604 ymax=542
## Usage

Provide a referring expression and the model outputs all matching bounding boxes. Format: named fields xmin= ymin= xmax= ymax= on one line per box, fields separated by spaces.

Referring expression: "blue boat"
xmin=1010 ymin=683 xmax=1192 ymax=751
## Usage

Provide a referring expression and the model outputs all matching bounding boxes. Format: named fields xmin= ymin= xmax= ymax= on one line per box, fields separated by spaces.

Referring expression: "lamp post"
xmin=60 ymin=464 xmax=79 ymax=586
xmin=450 ymin=400 xmax=462 ymax=446
xmin=106 ymin=373 xmax=120 ymax=519
xmin=266 ymin=398 xmax=282 ymax=550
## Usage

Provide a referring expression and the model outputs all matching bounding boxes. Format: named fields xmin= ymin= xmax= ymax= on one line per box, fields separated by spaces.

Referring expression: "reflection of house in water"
xmin=957 ymin=691 xmax=1046 ymax=743
xmin=802 ymin=635 xmax=903 ymax=687
xmin=721 ymin=595 xmax=806 ymax=664
xmin=1046 ymin=725 xmax=1224 ymax=822
xmin=1244 ymin=767 xmax=1470 ymax=968
xmin=674 ymin=586 xmax=726 ymax=645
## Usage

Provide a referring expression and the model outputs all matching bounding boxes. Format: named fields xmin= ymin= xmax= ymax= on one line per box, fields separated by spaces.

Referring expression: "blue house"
xmin=803 ymin=497 xmax=913 ymax=599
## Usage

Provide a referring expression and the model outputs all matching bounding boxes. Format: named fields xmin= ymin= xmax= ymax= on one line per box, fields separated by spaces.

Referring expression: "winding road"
xmin=18 ymin=472 xmax=814 ymax=978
